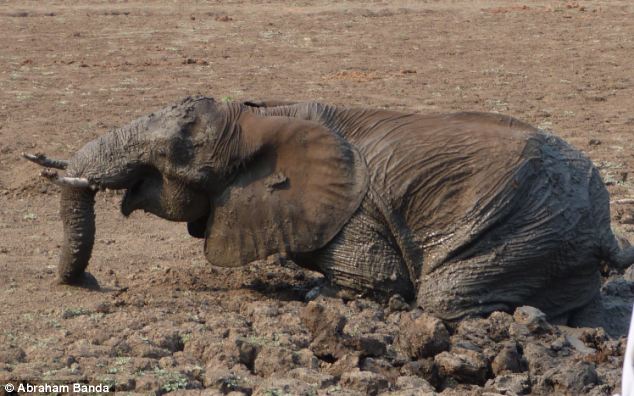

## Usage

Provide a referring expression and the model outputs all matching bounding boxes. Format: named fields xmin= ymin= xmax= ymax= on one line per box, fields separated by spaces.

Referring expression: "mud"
xmin=1 ymin=1 xmax=634 ymax=395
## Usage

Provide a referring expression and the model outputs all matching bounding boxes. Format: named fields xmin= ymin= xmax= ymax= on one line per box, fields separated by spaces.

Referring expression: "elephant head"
xmin=27 ymin=97 xmax=368 ymax=285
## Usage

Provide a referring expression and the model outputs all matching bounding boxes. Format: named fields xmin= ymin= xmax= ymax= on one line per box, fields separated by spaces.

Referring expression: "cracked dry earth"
xmin=2 ymin=1 xmax=634 ymax=395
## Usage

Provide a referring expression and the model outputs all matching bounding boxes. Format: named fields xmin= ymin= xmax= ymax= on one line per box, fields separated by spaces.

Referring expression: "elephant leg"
xmin=567 ymin=292 xmax=604 ymax=329
xmin=292 ymin=200 xmax=415 ymax=301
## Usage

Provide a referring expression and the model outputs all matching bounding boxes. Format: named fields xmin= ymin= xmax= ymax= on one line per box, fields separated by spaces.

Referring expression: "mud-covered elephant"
xmin=26 ymin=96 xmax=634 ymax=325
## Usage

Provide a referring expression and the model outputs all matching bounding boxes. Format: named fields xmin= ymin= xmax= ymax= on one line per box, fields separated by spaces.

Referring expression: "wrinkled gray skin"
xmin=48 ymin=96 xmax=634 ymax=326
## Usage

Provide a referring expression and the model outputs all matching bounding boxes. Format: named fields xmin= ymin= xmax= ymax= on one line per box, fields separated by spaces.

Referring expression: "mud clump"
xmin=1 ymin=261 xmax=631 ymax=395
xmin=396 ymin=311 xmax=450 ymax=359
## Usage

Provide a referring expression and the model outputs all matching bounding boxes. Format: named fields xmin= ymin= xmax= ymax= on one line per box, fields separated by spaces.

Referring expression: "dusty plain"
xmin=1 ymin=1 xmax=634 ymax=395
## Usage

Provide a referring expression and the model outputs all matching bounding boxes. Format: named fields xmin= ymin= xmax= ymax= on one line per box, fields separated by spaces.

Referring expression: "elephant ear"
xmin=204 ymin=111 xmax=369 ymax=267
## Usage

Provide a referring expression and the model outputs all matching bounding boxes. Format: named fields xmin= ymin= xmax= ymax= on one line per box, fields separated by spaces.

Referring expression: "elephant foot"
xmin=56 ymin=271 xmax=101 ymax=290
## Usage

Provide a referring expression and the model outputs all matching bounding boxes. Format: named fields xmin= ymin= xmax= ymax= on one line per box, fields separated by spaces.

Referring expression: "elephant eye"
xmin=168 ymin=137 xmax=194 ymax=167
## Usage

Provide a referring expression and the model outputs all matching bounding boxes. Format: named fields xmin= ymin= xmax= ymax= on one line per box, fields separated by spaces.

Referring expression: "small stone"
xmin=565 ymin=334 xmax=596 ymax=355
xmin=588 ymin=139 xmax=602 ymax=145
xmin=359 ymin=357 xmax=399 ymax=381
xmin=513 ymin=306 xmax=551 ymax=333
xmin=326 ymin=353 xmax=359 ymax=378
xmin=400 ymin=358 xmax=438 ymax=385
xmin=235 ymin=337 xmax=261 ymax=369
xmin=509 ymin=322 xmax=531 ymax=338
xmin=388 ymin=294 xmax=410 ymax=311
xmin=340 ymin=369 xmax=389 ymax=396
xmin=113 ymin=375 xmax=136 ymax=392
xmin=301 ymin=301 xmax=346 ymax=335
xmin=64 ymin=355 xmax=76 ymax=367
xmin=485 ymin=373 xmax=531 ymax=395
xmin=203 ymin=366 xmax=254 ymax=394
xmin=523 ymin=343 xmax=556 ymax=375
xmin=0 ymin=346 xmax=26 ymax=364
xmin=351 ymin=335 xmax=386 ymax=358
xmin=395 ymin=375 xmax=435 ymax=392
xmin=293 ymin=348 xmax=319 ymax=369
xmin=253 ymin=377 xmax=313 ymax=396
xmin=305 ymin=286 xmax=320 ymax=301
xmin=396 ymin=311 xmax=450 ymax=359
xmin=544 ymin=361 xmax=599 ymax=394
xmin=287 ymin=367 xmax=336 ymax=388
xmin=434 ymin=349 xmax=490 ymax=385
xmin=550 ymin=336 xmax=569 ymax=352
xmin=134 ymin=374 xmax=162 ymax=392
xmin=491 ymin=341 xmax=526 ymax=375
xmin=94 ymin=301 xmax=111 ymax=314
xmin=254 ymin=345 xmax=304 ymax=377
xmin=301 ymin=301 xmax=347 ymax=359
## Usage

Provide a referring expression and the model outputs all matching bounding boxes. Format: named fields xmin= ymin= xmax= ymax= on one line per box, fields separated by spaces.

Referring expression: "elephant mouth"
xmin=120 ymin=178 xmax=145 ymax=217
xmin=187 ymin=214 xmax=208 ymax=238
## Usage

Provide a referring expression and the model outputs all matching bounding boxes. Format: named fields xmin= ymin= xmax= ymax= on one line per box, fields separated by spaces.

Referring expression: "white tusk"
xmin=40 ymin=169 xmax=97 ymax=190
xmin=612 ymin=199 xmax=634 ymax=205
xmin=22 ymin=152 xmax=68 ymax=170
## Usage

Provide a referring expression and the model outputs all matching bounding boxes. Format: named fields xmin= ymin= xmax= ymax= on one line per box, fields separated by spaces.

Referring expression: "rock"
xmin=235 ymin=337 xmax=261 ymax=369
xmin=513 ymin=306 xmax=550 ymax=334
xmin=434 ymin=349 xmax=490 ymax=385
xmin=203 ymin=366 xmax=254 ymax=394
xmin=541 ymin=361 xmax=599 ymax=394
xmin=340 ymin=368 xmax=389 ymax=396
xmin=508 ymin=322 xmax=531 ymax=338
xmin=396 ymin=312 xmax=450 ymax=359
xmin=253 ymin=377 xmax=316 ymax=396
xmin=300 ymin=301 xmax=346 ymax=335
xmin=293 ymin=348 xmax=320 ymax=369
xmin=587 ymin=384 xmax=615 ymax=396
xmin=287 ymin=367 xmax=336 ymax=388
xmin=565 ymin=334 xmax=596 ymax=355
xmin=326 ymin=353 xmax=360 ymax=378
xmin=546 ymin=362 xmax=599 ymax=395
xmin=484 ymin=373 xmax=531 ymax=395
xmin=491 ymin=341 xmax=526 ymax=375
xmin=301 ymin=301 xmax=347 ymax=359
xmin=388 ymin=294 xmax=410 ymax=312
xmin=360 ymin=357 xmax=399 ymax=382
xmin=67 ymin=339 xmax=113 ymax=358
xmin=134 ymin=374 xmax=163 ymax=392
xmin=349 ymin=335 xmax=387 ymax=358
xmin=487 ymin=311 xmax=514 ymax=341
xmin=395 ymin=375 xmax=436 ymax=392
xmin=113 ymin=374 xmax=136 ymax=392
xmin=253 ymin=345 xmax=300 ymax=377
xmin=94 ymin=301 xmax=111 ymax=314
xmin=400 ymin=358 xmax=439 ymax=386
xmin=305 ymin=286 xmax=321 ymax=301
xmin=0 ymin=346 xmax=26 ymax=363
xmin=549 ymin=336 xmax=569 ymax=352
xmin=522 ymin=343 xmax=556 ymax=375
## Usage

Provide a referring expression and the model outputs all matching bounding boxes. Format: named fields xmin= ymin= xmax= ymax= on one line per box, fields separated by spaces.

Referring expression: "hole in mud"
xmin=317 ymin=353 xmax=337 ymax=364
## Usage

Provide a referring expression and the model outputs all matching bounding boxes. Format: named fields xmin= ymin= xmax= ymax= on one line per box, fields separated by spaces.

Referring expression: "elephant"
xmin=25 ymin=96 xmax=634 ymax=326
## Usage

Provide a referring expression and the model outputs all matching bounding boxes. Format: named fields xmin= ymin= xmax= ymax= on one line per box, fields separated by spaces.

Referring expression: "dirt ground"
xmin=1 ymin=1 xmax=634 ymax=395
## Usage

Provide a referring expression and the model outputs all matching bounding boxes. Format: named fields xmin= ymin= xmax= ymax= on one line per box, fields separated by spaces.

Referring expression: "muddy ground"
xmin=1 ymin=1 xmax=634 ymax=395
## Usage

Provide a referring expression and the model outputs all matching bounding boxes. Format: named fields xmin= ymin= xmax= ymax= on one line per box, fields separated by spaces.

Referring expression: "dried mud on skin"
xmin=2 ymin=0 xmax=634 ymax=395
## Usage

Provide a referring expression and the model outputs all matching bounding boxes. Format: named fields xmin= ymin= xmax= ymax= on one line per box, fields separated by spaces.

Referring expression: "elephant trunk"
xmin=58 ymin=186 xmax=96 ymax=283
xmin=57 ymin=124 xmax=144 ymax=284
